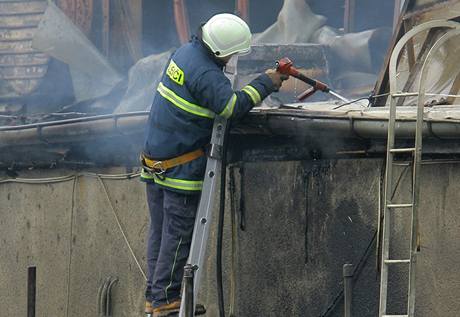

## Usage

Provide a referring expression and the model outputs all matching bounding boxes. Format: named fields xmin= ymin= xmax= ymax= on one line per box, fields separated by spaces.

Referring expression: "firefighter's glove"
xmin=265 ymin=69 xmax=289 ymax=92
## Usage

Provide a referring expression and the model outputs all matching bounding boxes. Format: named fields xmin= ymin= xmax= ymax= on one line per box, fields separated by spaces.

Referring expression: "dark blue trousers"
xmin=145 ymin=183 xmax=200 ymax=307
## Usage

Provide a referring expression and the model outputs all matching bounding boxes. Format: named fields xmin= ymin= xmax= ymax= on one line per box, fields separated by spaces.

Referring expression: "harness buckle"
xmin=141 ymin=155 xmax=167 ymax=180
xmin=151 ymin=161 xmax=166 ymax=175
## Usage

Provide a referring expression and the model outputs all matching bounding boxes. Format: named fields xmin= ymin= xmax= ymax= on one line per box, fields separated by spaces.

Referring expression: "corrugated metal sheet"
xmin=0 ymin=0 xmax=49 ymax=96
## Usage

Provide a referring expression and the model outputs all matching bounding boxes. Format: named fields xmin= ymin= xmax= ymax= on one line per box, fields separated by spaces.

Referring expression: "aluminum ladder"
xmin=379 ymin=20 xmax=460 ymax=317
xmin=178 ymin=56 xmax=239 ymax=317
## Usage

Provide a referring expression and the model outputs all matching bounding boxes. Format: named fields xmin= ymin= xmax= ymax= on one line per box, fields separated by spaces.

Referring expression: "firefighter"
xmin=141 ymin=13 xmax=288 ymax=316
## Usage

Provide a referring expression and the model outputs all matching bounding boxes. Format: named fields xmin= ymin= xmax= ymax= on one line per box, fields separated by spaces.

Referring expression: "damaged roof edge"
xmin=2 ymin=108 xmax=460 ymax=148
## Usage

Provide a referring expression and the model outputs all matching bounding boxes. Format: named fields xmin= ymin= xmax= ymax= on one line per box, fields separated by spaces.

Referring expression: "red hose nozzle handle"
xmin=275 ymin=57 xmax=330 ymax=93
xmin=276 ymin=57 xmax=299 ymax=77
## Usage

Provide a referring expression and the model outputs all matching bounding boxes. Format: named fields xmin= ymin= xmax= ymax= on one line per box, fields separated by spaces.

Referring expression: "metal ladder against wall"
xmin=379 ymin=20 xmax=460 ymax=317
xmin=178 ymin=56 xmax=239 ymax=317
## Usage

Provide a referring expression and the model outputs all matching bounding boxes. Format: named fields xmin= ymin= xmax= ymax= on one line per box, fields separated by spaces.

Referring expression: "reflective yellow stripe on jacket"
xmin=157 ymin=82 xmax=215 ymax=119
xmin=242 ymin=85 xmax=261 ymax=105
xmin=141 ymin=170 xmax=203 ymax=191
xmin=219 ymin=94 xmax=237 ymax=119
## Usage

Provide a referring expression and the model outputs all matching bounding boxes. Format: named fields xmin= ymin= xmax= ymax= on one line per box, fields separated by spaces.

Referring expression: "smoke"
xmin=0 ymin=0 xmax=396 ymax=168
xmin=0 ymin=0 xmax=396 ymax=122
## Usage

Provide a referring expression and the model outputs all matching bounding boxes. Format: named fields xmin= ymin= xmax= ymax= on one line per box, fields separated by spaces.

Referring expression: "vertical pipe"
xmin=106 ymin=278 xmax=118 ymax=317
xmin=236 ymin=0 xmax=250 ymax=23
xmin=102 ymin=0 xmax=110 ymax=56
xmin=174 ymin=0 xmax=191 ymax=44
xmin=344 ymin=0 xmax=355 ymax=33
xmin=27 ymin=266 xmax=36 ymax=317
xmin=183 ymin=264 xmax=196 ymax=317
xmin=343 ymin=264 xmax=353 ymax=317
xmin=217 ymin=122 xmax=230 ymax=317
xmin=238 ymin=166 xmax=246 ymax=231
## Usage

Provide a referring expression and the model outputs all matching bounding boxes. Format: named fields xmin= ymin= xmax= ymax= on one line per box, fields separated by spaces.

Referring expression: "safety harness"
xmin=141 ymin=149 xmax=205 ymax=176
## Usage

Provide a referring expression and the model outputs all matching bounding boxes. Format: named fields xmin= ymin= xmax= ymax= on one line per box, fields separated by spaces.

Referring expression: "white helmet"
xmin=202 ymin=13 xmax=251 ymax=58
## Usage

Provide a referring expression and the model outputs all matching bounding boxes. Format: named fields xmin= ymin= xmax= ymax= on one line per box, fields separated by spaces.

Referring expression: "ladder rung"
xmin=390 ymin=147 xmax=416 ymax=154
xmin=392 ymin=92 xmax=418 ymax=97
xmin=387 ymin=203 xmax=413 ymax=208
xmin=384 ymin=259 xmax=411 ymax=264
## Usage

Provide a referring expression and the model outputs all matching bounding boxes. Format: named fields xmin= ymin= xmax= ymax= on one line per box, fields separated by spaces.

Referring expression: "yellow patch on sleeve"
xmin=166 ymin=60 xmax=185 ymax=85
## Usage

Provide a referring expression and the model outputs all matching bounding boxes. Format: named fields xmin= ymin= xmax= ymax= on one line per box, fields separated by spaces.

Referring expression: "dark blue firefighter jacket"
xmin=142 ymin=37 xmax=275 ymax=193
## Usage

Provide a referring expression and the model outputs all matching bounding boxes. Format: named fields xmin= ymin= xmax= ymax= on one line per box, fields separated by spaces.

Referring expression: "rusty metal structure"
xmin=55 ymin=0 xmax=94 ymax=34
xmin=0 ymin=1 xmax=49 ymax=97
xmin=0 ymin=0 xmax=95 ymax=99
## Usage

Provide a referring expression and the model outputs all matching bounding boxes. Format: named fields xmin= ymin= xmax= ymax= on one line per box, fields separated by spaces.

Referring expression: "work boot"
xmin=152 ymin=300 xmax=180 ymax=317
xmin=152 ymin=300 xmax=206 ymax=316
xmin=145 ymin=301 xmax=153 ymax=317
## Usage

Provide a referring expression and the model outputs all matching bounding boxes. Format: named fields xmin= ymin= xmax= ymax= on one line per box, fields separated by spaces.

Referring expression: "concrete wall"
xmin=230 ymin=160 xmax=380 ymax=317
xmin=0 ymin=169 xmax=148 ymax=316
xmin=1 ymin=159 xmax=460 ymax=316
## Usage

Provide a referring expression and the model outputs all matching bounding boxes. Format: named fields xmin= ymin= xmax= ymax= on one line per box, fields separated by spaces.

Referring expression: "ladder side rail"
xmin=178 ymin=117 xmax=228 ymax=317
xmin=407 ymin=28 xmax=460 ymax=317
xmin=379 ymin=20 xmax=460 ymax=317
xmin=379 ymin=91 xmax=397 ymax=316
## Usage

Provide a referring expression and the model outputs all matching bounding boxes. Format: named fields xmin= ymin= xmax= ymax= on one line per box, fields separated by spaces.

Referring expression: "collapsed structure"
xmin=2 ymin=0 xmax=460 ymax=316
